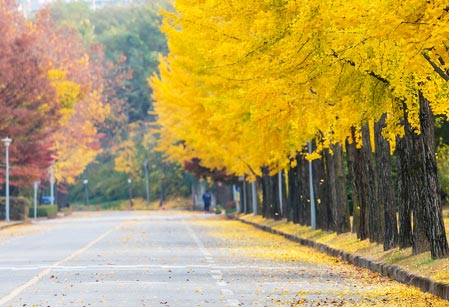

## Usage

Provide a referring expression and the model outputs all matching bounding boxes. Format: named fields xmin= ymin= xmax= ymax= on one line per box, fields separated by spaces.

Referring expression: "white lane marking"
xmin=184 ymin=220 xmax=241 ymax=306
xmin=227 ymin=299 xmax=240 ymax=306
xmin=82 ymin=281 xmax=169 ymax=285
xmin=0 ymin=264 xmax=304 ymax=271
xmin=0 ymin=222 xmax=121 ymax=306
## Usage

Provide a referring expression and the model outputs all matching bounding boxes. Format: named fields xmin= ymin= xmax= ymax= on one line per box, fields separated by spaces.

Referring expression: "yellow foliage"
xmin=47 ymin=69 xmax=81 ymax=125
xmin=150 ymin=0 xmax=449 ymax=179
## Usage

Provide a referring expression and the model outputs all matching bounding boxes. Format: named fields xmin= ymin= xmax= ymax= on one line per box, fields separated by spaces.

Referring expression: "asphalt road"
xmin=0 ymin=211 xmax=442 ymax=307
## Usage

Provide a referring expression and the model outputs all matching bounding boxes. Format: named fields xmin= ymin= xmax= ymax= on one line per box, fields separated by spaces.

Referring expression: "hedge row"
xmin=29 ymin=205 xmax=58 ymax=218
xmin=0 ymin=197 xmax=29 ymax=220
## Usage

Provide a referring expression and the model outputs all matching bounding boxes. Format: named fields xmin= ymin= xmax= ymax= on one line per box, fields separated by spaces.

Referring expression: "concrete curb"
xmin=237 ymin=217 xmax=449 ymax=301
xmin=0 ymin=221 xmax=24 ymax=230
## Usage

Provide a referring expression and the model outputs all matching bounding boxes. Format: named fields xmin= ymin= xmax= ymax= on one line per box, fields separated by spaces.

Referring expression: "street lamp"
xmin=2 ymin=137 xmax=12 ymax=222
xmin=49 ymin=164 xmax=55 ymax=205
xmin=144 ymin=160 xmax=150 ymax=206
xmin=83 ymin=166 xmax=89 ymax=207
xmin=128 ymin=177 xmax=133 ymax=208
xmin=83 ymin=178 xmax=89 ymax=206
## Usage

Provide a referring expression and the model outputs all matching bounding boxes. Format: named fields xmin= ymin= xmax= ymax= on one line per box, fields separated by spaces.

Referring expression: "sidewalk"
xmin=237 ymin=215 xmax=449 ymax=301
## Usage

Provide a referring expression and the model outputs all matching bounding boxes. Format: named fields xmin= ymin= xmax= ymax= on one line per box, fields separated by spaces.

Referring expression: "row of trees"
xmin=151 ymin=0 xmax=449 ymax=258
xmin=48 ymin=1 xmax=193 ymax=203
xmin=0 ymin=0 xmax=123 ymax=194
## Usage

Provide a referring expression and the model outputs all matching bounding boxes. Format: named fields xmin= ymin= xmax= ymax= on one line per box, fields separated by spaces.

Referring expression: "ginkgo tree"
xmin=151 ymin=0 xmax=449 ymax=258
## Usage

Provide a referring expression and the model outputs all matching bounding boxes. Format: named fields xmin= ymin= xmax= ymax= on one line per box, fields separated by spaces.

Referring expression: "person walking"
xmin=202 ymin=190 xmax=212 ymax=212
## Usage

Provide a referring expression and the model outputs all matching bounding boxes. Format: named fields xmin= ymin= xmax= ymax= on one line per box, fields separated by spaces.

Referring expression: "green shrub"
xmin=437 ymin=143 xmax=449 ymax=203
xmin=225 ymin=208 xmax=237 ymax=215
xmin=0 ymin=197 xmax=29 ymax=221
xmin=29 ymin=205 xmax=58 ymax=218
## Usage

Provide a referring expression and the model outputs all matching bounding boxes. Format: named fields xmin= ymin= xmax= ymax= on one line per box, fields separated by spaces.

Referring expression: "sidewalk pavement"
xmin=237 ymin=216 xmax=449 ymax=301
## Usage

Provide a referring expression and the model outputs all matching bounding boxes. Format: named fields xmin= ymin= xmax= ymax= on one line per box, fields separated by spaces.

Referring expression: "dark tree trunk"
xmin=396 ymin=134 xmax=413 ymax=249
xmin=401 ymin=101 xmax=431 ymax=254
xmin=287 ymin=154 xmax=301 ymax=223
xmin=346 ymin=138 xmax=360 ymax=235
xmin=244 ymin=181 xmax=252 ymax=214
xmin=374 ymin=114 xmax=398 ymax=251
xmin=419 ymin=93 xmax=449 ymax=259
xmin=56 ymin=183 xmax=69 ymax=209
xmin=361 ymin=124 xmax=383 ymax=243
xmin=261 ymin=168 xmax=281 ymax=220
xmin=314 ymin=150 xmax=330 ymax=230
xmin=323 ymin=148 xmax=336 ymax=231
xmin=331 ymin=143 xmax=351 ymax=234
xmin=261 ymin=168 xmax=271 ymax=218
xmin=216 ymin=183 xmax=234 ymax=210
xmin=397 ymin=101 xmax=429 ymax=254
xmin=299 ymin=150 xmax=310 ymax=226
xmin=347 ymin=128 xmax=369 ymax=240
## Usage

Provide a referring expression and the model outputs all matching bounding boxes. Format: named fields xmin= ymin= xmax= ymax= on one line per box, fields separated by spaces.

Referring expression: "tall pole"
xmin=160 ymin=163 xmax=165 ymax=207
xmin=33 ymin=181 xmax=39 ymax=219
xmin=308 ymin=141 xmax=316 ymax=229
xmin=144 ymin=160 xmax=150 ymax=205
xmin=50 ymin=164 xmax=55 ymax=205
xmin=242 ymin=180 xmax=247 ymax=213
xmin=83 ymin=167 xmax=88 ymax=207
xmin=251 ymin=181 xmax=257 ymax=215
xmin=128 ymin=177 xmax=133 ymax=208
xmin=2 ymin=137 xmax=11 ymax=222
xmin=278 ymin=171 xmax=283 ymax=217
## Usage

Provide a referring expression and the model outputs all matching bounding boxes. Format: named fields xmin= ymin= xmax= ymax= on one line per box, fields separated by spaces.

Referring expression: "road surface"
xmin=0 ymin=211 xmax=445 ymax=307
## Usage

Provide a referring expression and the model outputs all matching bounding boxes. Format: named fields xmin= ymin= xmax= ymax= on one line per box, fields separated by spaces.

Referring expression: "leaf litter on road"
xmin=193 ymin=218 xmax=449 ymax=307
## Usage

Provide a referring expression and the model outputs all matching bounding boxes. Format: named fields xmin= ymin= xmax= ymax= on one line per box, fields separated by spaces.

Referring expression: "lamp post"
xmin=49 ymin=164 xmax=55 ymax=205
xmin=128 ymin=177 xmax=133 ymax=208
xmin=144 ymin=160 xmax=150 ymax=206
xmin=83 ymin=166 xmax=88 ymax=207
xmin=33 ymin=181 xmax=40 ymax=220
xmin=308 ymin=141 xmax=316 ymax=229
xmin=2 ymin=137 xmax=12 ymax=222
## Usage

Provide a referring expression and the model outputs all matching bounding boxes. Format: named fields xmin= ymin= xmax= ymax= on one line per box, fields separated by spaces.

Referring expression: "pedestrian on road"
xmin=202 ymin=190 xmax=212 ymax=212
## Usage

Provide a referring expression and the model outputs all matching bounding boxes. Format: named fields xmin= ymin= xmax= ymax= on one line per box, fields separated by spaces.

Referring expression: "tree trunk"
xmin=419 ymin=93 xmax=449 ymax=259
xmin=314 ymin=150 xmax=330 ymax=230
xmin=374 ymin=114 xmax=398 ymax=251
xmin=287 ymin=154 xmax=301 ymax=223
xmin=401 ymin=101 xmax=431 ymax=254
xmin=346 ymin=138 xmax=359 ymax=235
xmin=279 ymin=171 xmax=288 ymax=219
xmin=361 ymin=124 xmax=383 ymax=243
xmin=261 ymin=168 xmax=281 ymax=220
xmin=331 ymin=143 xmax=351 ymax=234
xmin=299 ymin=150 xmax=310 ymax=225
xmin=215 ymin=183 xmax=234 ymax=210
xmin=261 ymin=168 xmax=270 ymax=218
xmin=347 ymin=128 xmax=369 ymax=240
xmin=396 ymin=134 xmax=413 ymax=249
xmin=323 ymin=148 xmax=336 ymax=231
